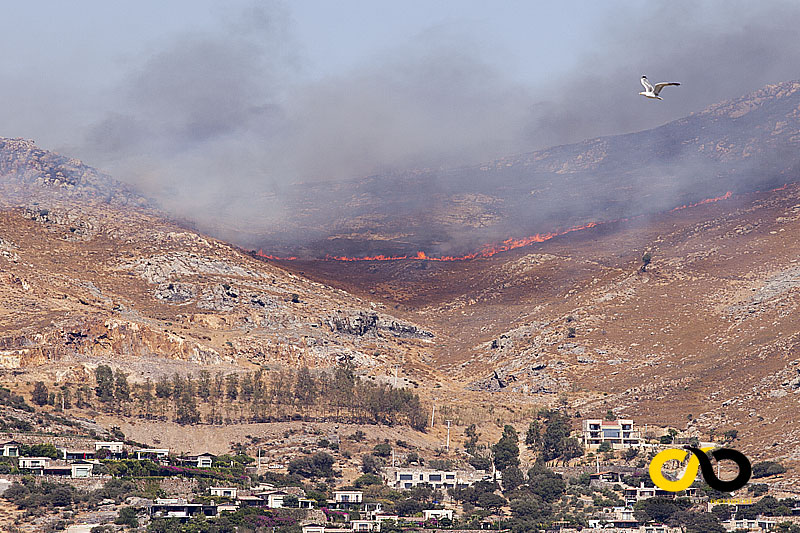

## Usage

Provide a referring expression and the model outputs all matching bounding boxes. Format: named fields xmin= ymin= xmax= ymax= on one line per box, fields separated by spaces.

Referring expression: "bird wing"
xmin=641 ymin=77 xmax=654 ymax=92
xmin=653 ymin=82 xmax=680 ymax=96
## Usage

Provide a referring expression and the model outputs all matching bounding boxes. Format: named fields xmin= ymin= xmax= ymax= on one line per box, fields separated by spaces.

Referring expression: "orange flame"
xmin=255 ymin=189 xmax=746 ymax=262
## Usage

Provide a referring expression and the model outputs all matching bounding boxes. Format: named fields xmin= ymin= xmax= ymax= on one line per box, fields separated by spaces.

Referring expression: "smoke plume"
xmin=3 ymin=1 xmax=800 ymax=251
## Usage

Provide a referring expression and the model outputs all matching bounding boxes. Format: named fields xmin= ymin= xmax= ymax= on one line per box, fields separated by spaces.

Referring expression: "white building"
xmin=423 ymin=509 xmax=453 ymax=521
xmin=196 ymin=453 xmax=214 ymax=468
xmin=19 ymin=457 xmax=50 ymax=470
xmin=1 ymin=441 xmax=20 ymax=457
xmin=94 ymin=441 xmax=124 ymax=455
xmin=136 ymin=448 xmax=169 ymax=461
xmin=351 ymin=520 xmax=380 ymax=532
xmin=266 ymin=491 xmax=288 ymax=508
xmin=210 ymin=487 xmax=238 ymax=499
xmin=333 ymin=490 xmax=363 ymax=505
xmin=721 ymin=517 xmax=776 ymax=531
xmin=384 ymin=468 xmax=488 ymax=490
xmin=583 ymin=419 xmax=641 ymax=449
xmin=71 ymin=461 xmax=94 ymax=478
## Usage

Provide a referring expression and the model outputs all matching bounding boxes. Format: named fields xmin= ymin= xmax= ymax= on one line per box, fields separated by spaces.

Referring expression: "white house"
xmin=267 ymin=491 xmax=288 ymax=508
xmin=197 ymin=453 xmax=214 ymax=468
xmin=351 ymin=520 xmax=379 ymax=532
xmin=19 ymin=457 xmax=50 ymax=470
xmin=333 ymin=490 xmax=363 ymax=504
xmin=384 ymin=467 xmax=494 ymax=490
xmin=423 ymin=509 xmax=453 ymax=521
xmin=582 ymin=419 xmax=641 ymax=449
xmin=135 ymin=448 xmax=169 ymax=461
xmin=721 ymin=517 xmax=776 ymax=531
xmin=302 ymin=525 xmax=326 ymax=533
xmin=94 ymin=441 xmax=124 ymax=456
xmin=1 ymin=441 xmax=20 ymax=457
xmin=210 ymin=487 xmax=238 ymax=499
xmin=71 ymin=461 xmax=94 ymax=478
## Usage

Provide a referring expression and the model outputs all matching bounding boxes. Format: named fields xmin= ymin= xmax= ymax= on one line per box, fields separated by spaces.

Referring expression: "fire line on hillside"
xmin=254 ymin=186 xmax=785 ymax=262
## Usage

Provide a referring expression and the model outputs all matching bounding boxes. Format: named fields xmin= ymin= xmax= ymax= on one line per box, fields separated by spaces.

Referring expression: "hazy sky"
xmin=3 ymin=1 xmax=800 ymax=244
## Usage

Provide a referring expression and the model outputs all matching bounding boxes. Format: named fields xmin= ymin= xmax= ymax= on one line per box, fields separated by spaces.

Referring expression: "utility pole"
xmin=446 ymin=420 xmax=452 ymax=452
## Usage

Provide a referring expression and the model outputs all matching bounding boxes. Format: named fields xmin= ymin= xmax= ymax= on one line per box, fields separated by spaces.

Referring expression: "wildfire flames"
xmin=254 ymin=188 xmax=763 ymax=262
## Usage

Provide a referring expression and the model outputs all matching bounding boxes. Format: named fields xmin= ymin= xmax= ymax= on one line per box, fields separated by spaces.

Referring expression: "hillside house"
xmin=149 ymin=498 xmax=217 ymax=520
xmin=196 ymin=453 xmax=214 ymax=468
xmin=94 ymin=441 xmax=124 ymax=458
xmin=582 ymin=419 xmax=641 ymax=449
xmin=237 ymin=495 xmax=265 ymax=507
xmin=19 ymin=457 xmax=50 ymax=471
xmin=720 ymin=517 xmax=776 ymax=531
xmin=61 ymin=448 xmax=96 ymax=461
xmin=302 ymin=525 xmax=326 ymax=533
xmin=1 ymin=441 xmax=20 ymax=457
xmin=384 ymin=467 xmax=488 ymax=490
xmin=210 ymin=487 xmax=238 ymax=499
xmin=332 ymin=490 xmax=363 ymax=509
xmin=351 ymin=519 xmax=380 ymax=532
xmin=423 ymin=509 xmax=454 ymax=521
xmin=266 ymin=491 xmax=288 ymax=508
xmin=71 ymin=460 xmax=94 ymax=478
xmin=135 ymin=448 xmax=170 ymax=461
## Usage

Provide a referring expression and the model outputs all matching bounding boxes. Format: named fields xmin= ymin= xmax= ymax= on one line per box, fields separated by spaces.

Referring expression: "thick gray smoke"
xmin=4 ymin=1 xmax=800 ymax=248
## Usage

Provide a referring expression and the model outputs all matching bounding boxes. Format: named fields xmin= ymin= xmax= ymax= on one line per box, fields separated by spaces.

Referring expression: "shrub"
xmin=115 ymin=506 xmax=139 ymax=528
xmin=752 ymin=461 xmax=787 ymax=479
xmin=373 ymin=443 xmax=392 ymax=458
xmin=288 ymin=452 xmax=336 ymax=478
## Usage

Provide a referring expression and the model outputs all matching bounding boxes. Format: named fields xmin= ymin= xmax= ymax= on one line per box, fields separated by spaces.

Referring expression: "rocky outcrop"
xmin=124 ymin=252 xmax=262 ymax=284
xmin=325 ymin=311 xmax=433 ymax=339
xmin=22 ymin=206 xmax=97 ymax=241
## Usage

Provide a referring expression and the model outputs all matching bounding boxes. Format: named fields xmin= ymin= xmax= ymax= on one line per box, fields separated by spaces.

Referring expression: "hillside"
xmin=0 ymin=138 xmax=437 ymax=387
xmin=290 ymin=182 xmax=800 ymax=489
xmin=257 ymin=80 xmax=800 ymax=259
xmin=2 ymin=80 xmax=800 ymax=489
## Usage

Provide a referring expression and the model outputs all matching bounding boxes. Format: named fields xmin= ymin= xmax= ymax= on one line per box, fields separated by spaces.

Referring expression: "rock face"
xmin=325 ymin=311 xmax=433 ymax=339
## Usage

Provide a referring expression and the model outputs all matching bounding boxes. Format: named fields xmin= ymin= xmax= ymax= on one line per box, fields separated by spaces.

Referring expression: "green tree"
xmin=114 ymin=370 xmax=131 ymax=403
xmin=32 ymin=381 xmax=49 ymax=406
xmin=288 ymin=452 xmax=336 ymax=478
xmin=501 ymin=465 xmax=525 ymax=492
xmin=478 ymin=492 xmax=506 ymax=512
xmin=115 ymin=506 xmax=139 ymax=528
xmin=225 ymin=373 xmax=239 ymax=401
xmin=361 ymin=454 xmax=382 ymax=474
xmin=492 ymin=425 xmax=520 ymax=471
xmin=155 ymin=376 xmax=171 ymax=399
xmin=373 ymin=443 xmax=392 ymax=457
xmin=198 ymin=370 xmax=211 ymax=401
xmin=60 ymin=385 xmax=72 ymax=409
xmin=669 ymin=511 xmax=724 ymax=533
xmin=294 ymin=366 xmax=317 ymax=411
xmin=525 ymin=420 xmax=541 ymax=447
xmin=175 ymin=390 xmax=200 ymax=425
xmin=95 ymin=365 xmax=115 ymax=402
xmin=752 ymin=461 xmax=787 ymax=478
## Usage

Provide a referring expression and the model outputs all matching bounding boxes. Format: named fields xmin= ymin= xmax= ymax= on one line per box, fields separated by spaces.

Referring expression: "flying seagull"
xmin=639 ymin=76 xmax=680 ymax=100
